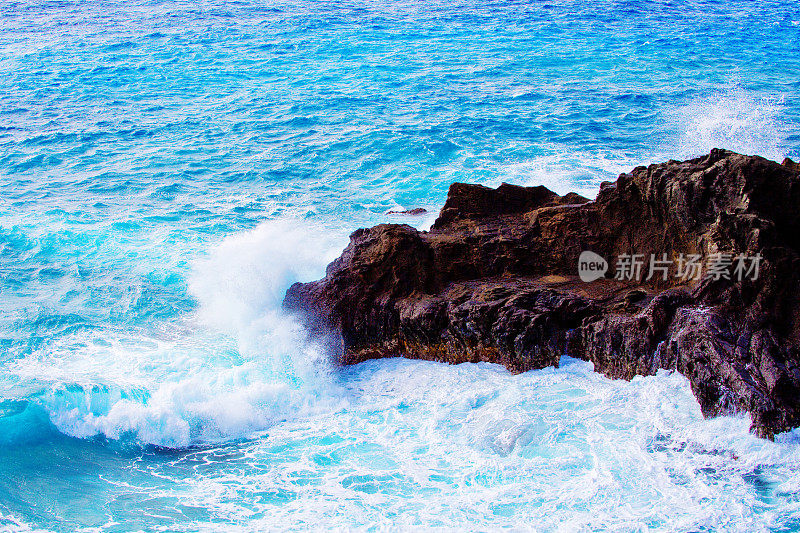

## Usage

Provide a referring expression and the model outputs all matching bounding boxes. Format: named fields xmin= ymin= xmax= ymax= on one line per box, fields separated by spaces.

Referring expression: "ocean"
xmin=1 ymin=0 xmax=800 ymax=530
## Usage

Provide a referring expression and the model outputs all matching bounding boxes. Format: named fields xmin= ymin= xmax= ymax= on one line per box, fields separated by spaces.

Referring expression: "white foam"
xmin=673 ymin=88 xmax=788 ymax=162
xmin=9 ymin=220 xmax=350 ymax=447
xmin=491 ymin=150 xmax=637 ymax=199
xmin=42 ymin=363 xmax=342 ymax=447
xmin=476 ymin=88 xmax=792 ymax=209
xmin=0 ymin=510 xmax=52 ymax=533
xmin=130 ymin=357 xmax=800 ymax=530
xmin=188 ymin=218 xmax=343 ymax=361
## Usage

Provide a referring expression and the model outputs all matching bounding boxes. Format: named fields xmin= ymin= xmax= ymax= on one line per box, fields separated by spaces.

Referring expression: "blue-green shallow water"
xmin=2 ymin=0 xmax=800 ymax=530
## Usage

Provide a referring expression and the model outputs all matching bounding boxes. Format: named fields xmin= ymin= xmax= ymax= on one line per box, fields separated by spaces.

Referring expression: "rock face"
xmin=284 ymin=149 xmax=800 ymax=438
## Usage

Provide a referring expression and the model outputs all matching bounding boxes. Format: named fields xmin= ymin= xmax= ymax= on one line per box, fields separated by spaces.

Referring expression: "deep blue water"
xmin=2 ymin=0 xmax=800 ymax=530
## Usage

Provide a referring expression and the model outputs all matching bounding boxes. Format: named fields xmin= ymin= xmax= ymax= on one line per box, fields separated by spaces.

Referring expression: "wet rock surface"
xmin=386 ymin=207 xmax=428 ymax=216
xmin=284 ymin=149 xmax=800 ymax=438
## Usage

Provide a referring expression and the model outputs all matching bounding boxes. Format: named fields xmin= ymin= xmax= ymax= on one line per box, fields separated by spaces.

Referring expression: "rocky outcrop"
xmin=284 ymin=149 xmax=800 ymax=438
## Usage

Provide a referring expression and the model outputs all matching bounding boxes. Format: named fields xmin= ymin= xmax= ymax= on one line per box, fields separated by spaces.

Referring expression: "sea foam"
xmin=6 ymin=220 xmax=348 ymax=447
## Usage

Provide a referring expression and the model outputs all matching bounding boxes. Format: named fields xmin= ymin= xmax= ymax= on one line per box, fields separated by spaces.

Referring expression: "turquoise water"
xmin=2 ymin=0 xmax=800 ymax=530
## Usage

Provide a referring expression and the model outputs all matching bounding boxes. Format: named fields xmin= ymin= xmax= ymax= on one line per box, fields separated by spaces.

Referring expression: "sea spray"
xmin=188 ymin=218 xmax=344 ymax=373
xmin=674 ymin=88 xmax=788 ymax=161
xmin=5 ymin=220 xmax=348 ymax=447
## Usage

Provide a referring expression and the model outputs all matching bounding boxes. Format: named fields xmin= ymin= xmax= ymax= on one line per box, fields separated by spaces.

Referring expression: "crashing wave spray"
xmin=674 ymin=88 xmax=788 ymax=161
xmin=6 ymin=220 xmax=347 ymax=448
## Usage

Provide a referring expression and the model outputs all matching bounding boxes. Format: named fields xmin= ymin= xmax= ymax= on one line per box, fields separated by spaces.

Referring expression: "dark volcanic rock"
xmin=386 ymin=207 xmax=428 ymax=215
xmin=284 ymin=149 xmax=800 ymax=438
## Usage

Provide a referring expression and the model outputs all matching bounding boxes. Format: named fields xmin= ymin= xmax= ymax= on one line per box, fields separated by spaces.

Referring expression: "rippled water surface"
xmin=2 ymin=0 xmax=800 ymax=530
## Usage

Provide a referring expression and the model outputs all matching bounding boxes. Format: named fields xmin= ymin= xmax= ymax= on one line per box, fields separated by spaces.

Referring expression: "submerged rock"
xmin=285 ymin=149 xmax=800 ymax=439
xmin=386 ymin=207 xmax=428 ymax=215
